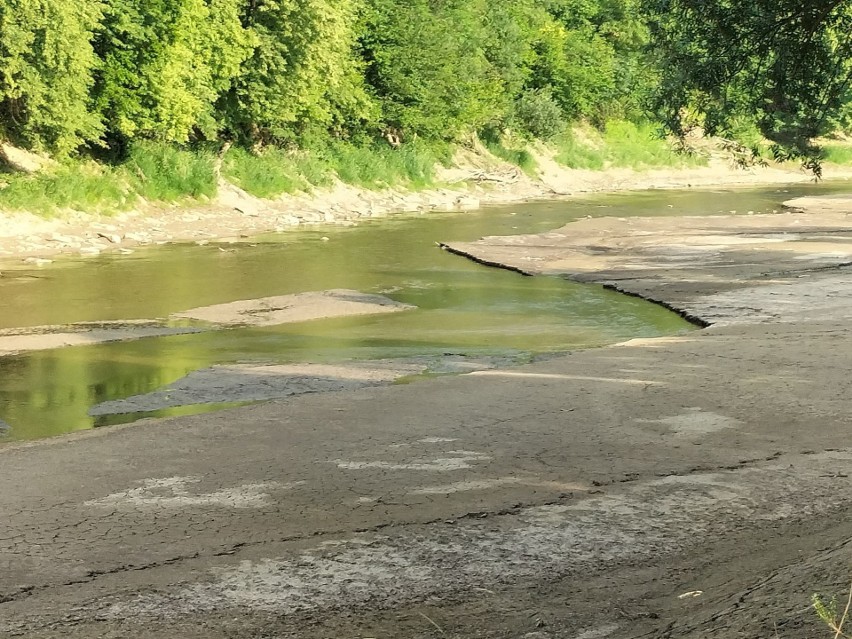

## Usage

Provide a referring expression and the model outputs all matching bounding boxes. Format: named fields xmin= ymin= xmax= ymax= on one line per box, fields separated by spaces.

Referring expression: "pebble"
xmin=23 ymin=257 xmax=52 ymax=266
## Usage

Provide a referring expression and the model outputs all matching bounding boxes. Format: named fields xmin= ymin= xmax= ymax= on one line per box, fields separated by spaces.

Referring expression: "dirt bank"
xmin=0 ymin=151 xmax=847 ymax=264
xmin=2 ymin=194 xmax=852 ymax=638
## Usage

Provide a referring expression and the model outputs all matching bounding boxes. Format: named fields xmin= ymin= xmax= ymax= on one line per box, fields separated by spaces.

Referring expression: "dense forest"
xmin=1 ymin=0 xmax=851 ymax=196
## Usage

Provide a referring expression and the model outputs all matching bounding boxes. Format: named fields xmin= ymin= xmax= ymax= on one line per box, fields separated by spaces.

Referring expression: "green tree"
xmin=225 ymin=0 xmax=374 ymax=145
xmin=0 ymin=0 xmax=103 ymax=154
xmin=645 ymin=0 xmax=852 ymax=160
xmin=530 ymin=0 xmax=652 ymax=124
xmin=96 ymin=0 xmax=253 ymax=145
xmin=361 ymin=0 xmax=505 ymax=140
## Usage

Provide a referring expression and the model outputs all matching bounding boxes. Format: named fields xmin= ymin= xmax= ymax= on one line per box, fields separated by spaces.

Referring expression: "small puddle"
xmin=0 ymin=181 xmax=847 ymax=442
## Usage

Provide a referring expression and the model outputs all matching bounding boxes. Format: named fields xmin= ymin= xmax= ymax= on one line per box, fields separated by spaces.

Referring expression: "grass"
xmin=822 ymin=143 xmax=852 ymax=165
xmin=0 ymin=163 xmax=132 ymax=215
xmin=813 ymin=581 xmax=852 ymax=638
xmin=478 ymin=127 xmax=539 ymax=177
xmin=125 ymin=142 xmax=216 ymax=202
xmin=0 ymin=138 xmax=454 ymax=215
xmin=222 ymin=140 xmax=451 ymax=199
xmin=483 ymin=139 xmax=538 ymax=177
xmin=0 ymin=120 xmax=720 ymax=217
xmin=0 ymin=142 xmax=218 ymax=216
xmin=222 ymin=148 xmax=320 ymax=198
xmin=554 ymin=120 xmax=709 ymax=170
xmin=319 ymin=140 xmax=451 ymax=190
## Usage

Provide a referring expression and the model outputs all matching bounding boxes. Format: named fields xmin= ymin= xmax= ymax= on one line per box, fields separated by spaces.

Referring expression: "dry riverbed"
xmin=1 ymin=193 xmax=852 ymax=639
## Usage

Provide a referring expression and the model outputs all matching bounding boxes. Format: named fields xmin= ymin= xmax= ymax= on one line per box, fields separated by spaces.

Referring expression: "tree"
xmin=95 ymin=0 xmax=253 ymax=146
xmin=360 ymin=0 xmax=505 ymax=140
xmin=0 ymin=0 xmax=103 ymax=154
xmin=645 ymin=0 xmax=852 ymax=163
xmin=224 ymin=0 xmax=374 ymax=145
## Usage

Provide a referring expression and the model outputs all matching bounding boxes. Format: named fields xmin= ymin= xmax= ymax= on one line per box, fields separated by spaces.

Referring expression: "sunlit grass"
xmin=0 ymin=163 xmax=132 ymax=216
xmin=224 ymin=147 xmax=304 ymax=197
xmin=125 ymin=142 xmax=216 ymax=202
xmin=318 ymin=140 xmax=451 ymax=189
xmin=822 ymin=143 xmax=852 ymax=165
xmin=554 ymin=121 xmax=708 ymax=170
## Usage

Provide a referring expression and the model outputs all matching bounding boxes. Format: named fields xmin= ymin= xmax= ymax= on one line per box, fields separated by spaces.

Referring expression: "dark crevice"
xmin=438 ymin=244 xmax=534 ymax=277
xmin=601 ymin=283 xmax=712 ymax=328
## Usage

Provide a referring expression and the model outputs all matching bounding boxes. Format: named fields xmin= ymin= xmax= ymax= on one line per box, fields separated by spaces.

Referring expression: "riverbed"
xmin=0 ymin=181 xmax=848 ymax=442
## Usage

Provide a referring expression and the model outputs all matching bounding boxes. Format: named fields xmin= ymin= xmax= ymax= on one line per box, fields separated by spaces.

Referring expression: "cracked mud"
xmin=2 ymin=195 xmax=852 ymax=638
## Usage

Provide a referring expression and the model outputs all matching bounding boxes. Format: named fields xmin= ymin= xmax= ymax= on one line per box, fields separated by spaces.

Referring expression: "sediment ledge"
xmin=442 ymin=203 xmax=852 ymax=326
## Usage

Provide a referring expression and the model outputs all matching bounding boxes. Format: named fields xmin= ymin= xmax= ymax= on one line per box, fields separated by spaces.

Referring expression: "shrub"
xmin=513 ymin=89 xmax=565 ymax=141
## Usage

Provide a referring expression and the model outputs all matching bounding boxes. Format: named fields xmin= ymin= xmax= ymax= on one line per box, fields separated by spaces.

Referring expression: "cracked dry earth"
xmin=3 ymin=198 xmax=852 ymax=638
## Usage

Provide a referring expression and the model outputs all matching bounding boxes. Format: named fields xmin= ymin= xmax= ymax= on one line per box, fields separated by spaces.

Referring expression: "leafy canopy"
xmin=645 ymin=0 xmax=852 ymax=160
xmin=0 ymin=0 xmax=103 ymax=154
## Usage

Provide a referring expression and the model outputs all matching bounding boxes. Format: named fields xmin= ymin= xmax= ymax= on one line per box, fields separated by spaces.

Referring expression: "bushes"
xmin=513 ymin=89 xmax=565 ymax=140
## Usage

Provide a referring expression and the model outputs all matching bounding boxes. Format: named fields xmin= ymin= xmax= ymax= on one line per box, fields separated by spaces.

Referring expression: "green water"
xmin=0 ymin=181 xmax=847 ymax=441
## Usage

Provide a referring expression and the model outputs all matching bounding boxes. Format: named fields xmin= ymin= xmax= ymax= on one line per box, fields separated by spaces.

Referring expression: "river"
xmin=0 ymin=181 xmax=847 ymax=442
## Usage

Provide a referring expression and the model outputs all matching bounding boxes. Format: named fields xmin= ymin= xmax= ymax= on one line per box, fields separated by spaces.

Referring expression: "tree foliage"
xmin=226 ymin=0 xmax=374 ymax=144
xmin=4 ymin=0 xmax=845 ymax=163
xmin=360 ymin=0 xmax=505 ymax=140
xmin=96 ymin=0 xmax=254 ymax=145
xmin=645 ymin=0 xmax=852 ymax=159
xmin=0 ymin=0 xmax=103 ymax=154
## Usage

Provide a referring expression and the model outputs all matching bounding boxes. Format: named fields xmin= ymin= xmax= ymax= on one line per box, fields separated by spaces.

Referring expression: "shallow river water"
xmin=0 ymin=181 xmax=847 ymax=442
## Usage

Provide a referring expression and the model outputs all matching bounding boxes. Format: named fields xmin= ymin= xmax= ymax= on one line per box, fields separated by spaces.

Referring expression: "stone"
xmin=455 ymin=195 xmax=481 ymax=211
xmin=0 ymin=143 xmax=55 ymax=173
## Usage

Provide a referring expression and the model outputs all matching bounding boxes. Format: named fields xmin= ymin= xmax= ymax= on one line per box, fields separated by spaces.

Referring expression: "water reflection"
xmin=0 ymin=182 xmax=847 ymax=441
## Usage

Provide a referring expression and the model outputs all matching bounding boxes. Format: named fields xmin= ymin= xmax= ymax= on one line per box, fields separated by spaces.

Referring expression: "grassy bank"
xmin=0 ymin=143 xmax=217 ymax=215
xmin=0 ymin=140 xmax=455 ymax=216
xmin=3 ymin=121 xmax=835 ymax=217
xmin=553 ymin=121 xmax=708 ymax=170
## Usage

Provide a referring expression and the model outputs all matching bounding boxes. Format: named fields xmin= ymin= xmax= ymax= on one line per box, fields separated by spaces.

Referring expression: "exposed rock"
xmin=0 ymin=143 xmax=56 ymax=173
xmin=171 ymin=289 xmax=415 ymax=327
xmin=23 ymin=257 xmax=52 ymax=266
xmin=0 ymin=323 xmax=206 ymax=355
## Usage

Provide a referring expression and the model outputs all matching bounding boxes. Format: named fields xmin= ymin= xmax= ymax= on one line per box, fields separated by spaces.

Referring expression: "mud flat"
xmin=443 ymin=204 xmax=852 ymax=325
xmin=2 ymin=196 xmax=852 ymax=639
xmin=0 ymin=290 xmax=413 ymax=355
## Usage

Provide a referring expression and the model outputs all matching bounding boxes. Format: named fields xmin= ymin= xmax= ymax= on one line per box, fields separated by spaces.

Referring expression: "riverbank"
xmin=1 ymin=147 xmax=848 ymax=264
xmin=2 ymin=194 xmax=851 ymax=638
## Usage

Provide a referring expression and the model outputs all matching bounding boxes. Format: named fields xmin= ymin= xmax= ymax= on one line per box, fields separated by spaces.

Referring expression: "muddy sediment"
xmin=1 ymin=193 xmax=852 ymax=639
xmin=442 ymin=203 xmax=852 ymax=325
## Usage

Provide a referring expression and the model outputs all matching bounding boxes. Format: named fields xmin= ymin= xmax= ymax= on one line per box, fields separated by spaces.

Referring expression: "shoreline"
xmin=1 ymin=155 xmax=848 ymax=265
xmin=2 ymin=192 xmax=851 ymax=638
